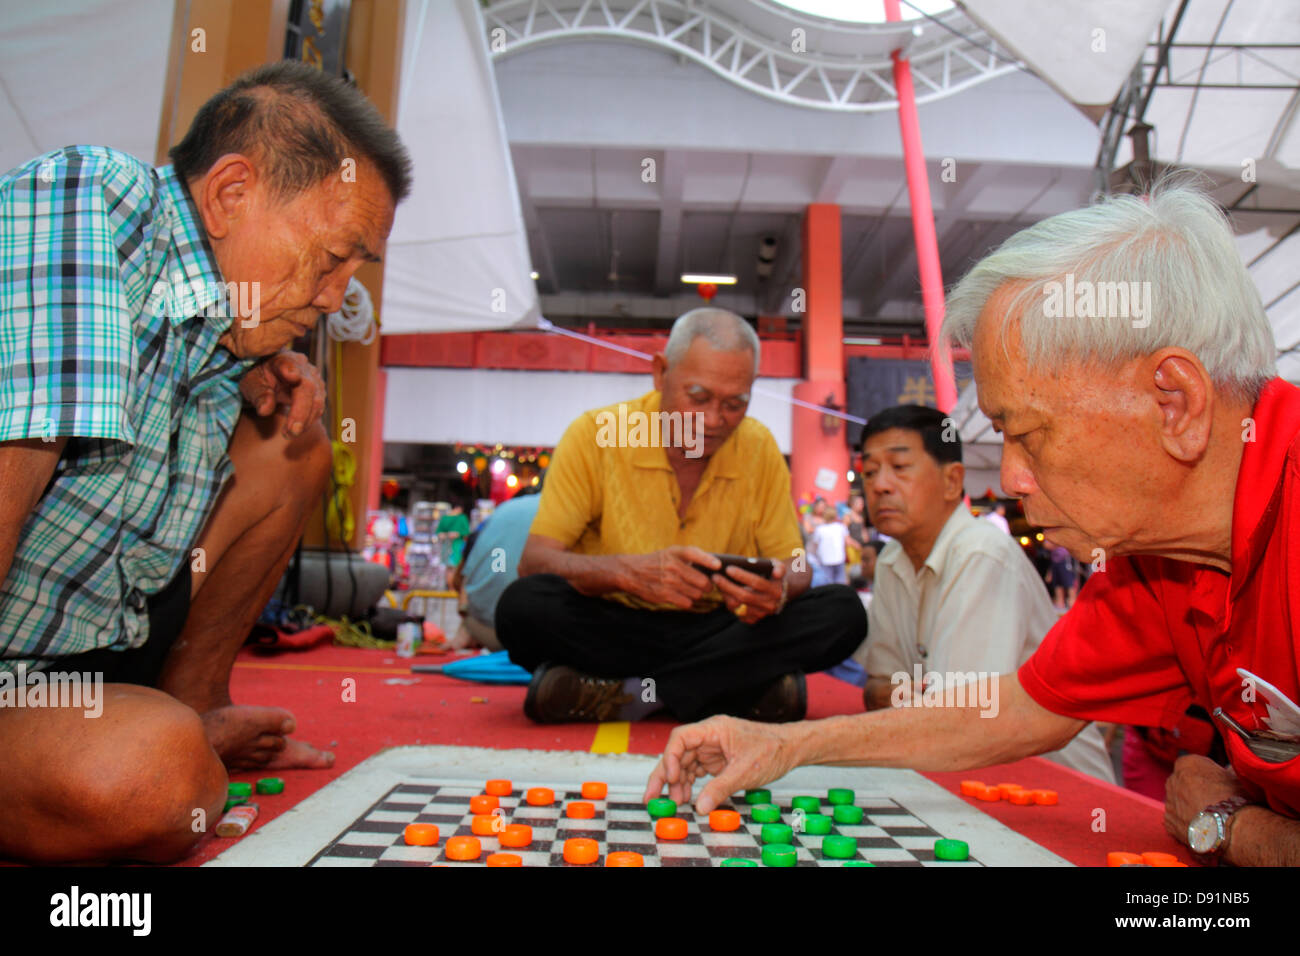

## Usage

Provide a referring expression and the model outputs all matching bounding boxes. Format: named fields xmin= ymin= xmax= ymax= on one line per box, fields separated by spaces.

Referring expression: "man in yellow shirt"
xmin=497 ymin=308 xmax=866 ymax=723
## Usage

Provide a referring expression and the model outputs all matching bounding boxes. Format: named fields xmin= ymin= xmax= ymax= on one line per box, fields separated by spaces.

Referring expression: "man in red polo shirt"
xmin=642 ymin=183 xmax=1300 ymax=866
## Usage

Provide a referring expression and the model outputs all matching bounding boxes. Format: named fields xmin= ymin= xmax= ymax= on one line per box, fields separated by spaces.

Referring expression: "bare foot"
xmin=201 ymin=704 xmax=335 ymax=771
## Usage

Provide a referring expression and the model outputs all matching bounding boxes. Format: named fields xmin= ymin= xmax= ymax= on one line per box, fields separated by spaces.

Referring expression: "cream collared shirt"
xmin=854 ymin=504 xmax=1116 ymax=784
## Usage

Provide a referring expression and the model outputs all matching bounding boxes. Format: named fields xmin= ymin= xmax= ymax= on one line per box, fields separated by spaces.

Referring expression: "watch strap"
xmin=1198 ymin=796 xmax=1251 ymax=865
xmin=1204 ymin=796 xmax=1249 ymax=817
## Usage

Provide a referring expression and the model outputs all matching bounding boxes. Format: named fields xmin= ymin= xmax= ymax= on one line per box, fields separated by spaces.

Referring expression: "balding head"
xmin=652 ymin=309 xmax=759 ymax=462
xmin=664 ymin=308 xmax=760 ymax=377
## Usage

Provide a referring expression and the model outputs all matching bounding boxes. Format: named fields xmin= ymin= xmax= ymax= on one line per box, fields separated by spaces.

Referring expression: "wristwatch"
xmin=1187 ymin=796 xmax=1250 ymax=865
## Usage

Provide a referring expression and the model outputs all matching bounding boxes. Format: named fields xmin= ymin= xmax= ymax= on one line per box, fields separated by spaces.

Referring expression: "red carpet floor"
xmin=182 ymin=641 xmax=867 ymax=865
xmin=167 ymin=640 xmax=1187 ymax=867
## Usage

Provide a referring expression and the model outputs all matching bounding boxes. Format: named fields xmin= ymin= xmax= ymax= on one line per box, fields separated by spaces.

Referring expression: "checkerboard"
xmin=205 ymin=746 xmax=1068 ymax=868
xmin=306 ymin=781 xmax=984 ymax=867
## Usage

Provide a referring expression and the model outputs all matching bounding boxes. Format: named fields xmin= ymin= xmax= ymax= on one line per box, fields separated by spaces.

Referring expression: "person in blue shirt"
xmin=451 ymin=486 xmax=542 ymax=650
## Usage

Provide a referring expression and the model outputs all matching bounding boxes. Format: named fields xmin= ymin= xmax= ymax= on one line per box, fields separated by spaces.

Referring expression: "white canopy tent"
xmin=381 ymin=0 xmax=538 ymax=333
xmin=0 ymin=0 xmax=172 ymax=174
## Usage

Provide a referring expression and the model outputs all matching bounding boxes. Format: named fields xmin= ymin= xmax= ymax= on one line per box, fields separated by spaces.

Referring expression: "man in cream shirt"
xmin=853 ymin=405 xmax=1114 ymax=783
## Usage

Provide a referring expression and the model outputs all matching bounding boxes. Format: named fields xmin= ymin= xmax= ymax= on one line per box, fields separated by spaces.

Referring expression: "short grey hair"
xmin=942 ymin=180 xmax=1276 ymax=404
xmin=664 ymin=308 xmax=761 ymax=375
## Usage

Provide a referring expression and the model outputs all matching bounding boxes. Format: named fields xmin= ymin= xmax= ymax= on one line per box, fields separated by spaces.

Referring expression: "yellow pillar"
xmin=156 ymin=0 xmax=291 ymax=163
xmin=319 ymin=0 xmax=405 ymax=550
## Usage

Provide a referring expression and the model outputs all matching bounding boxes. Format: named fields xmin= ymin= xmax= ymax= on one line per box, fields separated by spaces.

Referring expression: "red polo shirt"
xmin=1020 ymin=378 xmax=1300 ymax=818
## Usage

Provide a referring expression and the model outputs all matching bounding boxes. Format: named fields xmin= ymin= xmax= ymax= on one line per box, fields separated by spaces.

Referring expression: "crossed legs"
xmin=0 ymin=409 xmax=332 ymax=863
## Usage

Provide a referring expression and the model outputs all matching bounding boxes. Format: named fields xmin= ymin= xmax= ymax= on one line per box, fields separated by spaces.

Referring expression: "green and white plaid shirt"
xmin=0 ymin=145 xmax=254 ymax=671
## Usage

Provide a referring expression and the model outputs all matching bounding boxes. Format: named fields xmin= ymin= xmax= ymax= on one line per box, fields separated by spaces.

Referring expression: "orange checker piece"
xmin=525 ymin=787 xmax=555 ymax=807
xmin=499 ymin=824 xmax=533 ymax=848
xmin=445 ymin=836 xmax=482 ymax=861
xmin=708 ymin=810 xmax=742 ymax=832
xmin=1031 ymin=789 xmax=1059 ymax=806
xmin=995 ymin=783 xmax=1024 ymax=798
xmin=566 ymin=801 xmax=596 ymax=819
xmin=581 ymin=781 xmax=608 ymax=800
xmin=1107 ymin=851 xmax=1145 ymax=867
xmin=563 ymin=838 xmax=599 ymax=865
xmin=959 ymin=780 xmax=985 ymax=797
xmin=403 ymin=823 xmax=439 ymax=846
xmin=469 ymin=794 xmax=500 ymax=814
xmin=486 ymin=853 xmax=523 ymax=867
xmin=975 ymin=785 xmax=1002 ymax=802
xmin=655 ymin=817 xmax=689 ymax=840
xmin=605 ymin=851 xmax=645 ymax=867
xmin=471 ymin=814 xmax=501 ymax=836
xmin=485 ymin=779 xmax=513 ymax=796
xmin=1006 ymin=789 xmax=1035 ymax=806
xmin=1141 ymin=852 xmax=1182 ymax=866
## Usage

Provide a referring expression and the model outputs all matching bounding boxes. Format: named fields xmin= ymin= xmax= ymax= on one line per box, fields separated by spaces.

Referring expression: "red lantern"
xmin=697 ymin=282 xmax=718 ymax=302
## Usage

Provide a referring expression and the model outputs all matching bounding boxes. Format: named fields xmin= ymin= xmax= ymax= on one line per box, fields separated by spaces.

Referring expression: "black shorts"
xmin=58 ymin=565 xmax=193 ymax=687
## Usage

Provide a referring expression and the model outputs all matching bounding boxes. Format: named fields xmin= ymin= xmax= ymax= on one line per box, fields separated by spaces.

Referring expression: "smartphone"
xmin=693 ymin=553 xmax=775 ymax=579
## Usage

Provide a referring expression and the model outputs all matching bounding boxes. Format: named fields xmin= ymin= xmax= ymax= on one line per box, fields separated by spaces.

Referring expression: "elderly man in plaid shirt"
xmin=0 ymin=62 xmax=411 ymax=863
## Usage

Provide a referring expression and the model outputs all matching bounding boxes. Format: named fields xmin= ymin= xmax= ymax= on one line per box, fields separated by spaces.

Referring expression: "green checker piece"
xmin=761 ymin=844 xmax=798 ymax=868
xmin=646 ymin=798 xmax=677 ymax=818
xmin=801 ymin=813 xmax=833 ymax=835
xmin=721 ymin=858 xmax=759 ymax=867
xmin=934 ymin=839 xmax=970 ymax=861
xmin=832 ymin=804 xmax=864 ymax=824
xmin=222 ymin=797 xmax=245 ymax=813
xmin=256 ymin=777 xmax=285 ymax=795
xmin=822 ymin=835 xmax=858 ymax=859
xmin=790 ymin=795 xmax=820 ymax=813
xmin=227 ymin=782 xmax=252 ymax=798
xmin=760 ymin=823 xmax=794 ymax=845
xmin=843 ymin=860 xmax=876 ymax=867
xmin=750 ymin=803 xmax=782 ymax=823
xmin=744 ymin=789 xmax=772 ymax=805
xmin=827 ymin=788 xmax=855 ymax=806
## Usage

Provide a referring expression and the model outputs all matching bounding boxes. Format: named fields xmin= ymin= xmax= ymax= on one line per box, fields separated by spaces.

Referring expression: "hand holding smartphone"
xmin=692 ymin=553 xmax=775 ymax=579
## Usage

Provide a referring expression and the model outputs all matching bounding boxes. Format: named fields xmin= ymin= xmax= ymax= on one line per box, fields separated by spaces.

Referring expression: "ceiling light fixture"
xmin=681 ymin=273 xmax=738 ymax=285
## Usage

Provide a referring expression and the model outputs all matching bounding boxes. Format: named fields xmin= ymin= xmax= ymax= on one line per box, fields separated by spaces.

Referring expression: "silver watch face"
xmin=1188 ymin=811 xmax=1221 ymax=853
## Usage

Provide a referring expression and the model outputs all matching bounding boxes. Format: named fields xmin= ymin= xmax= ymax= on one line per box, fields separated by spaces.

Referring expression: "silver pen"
xmin=1213 ymin=707 xmax=1300 ymax=763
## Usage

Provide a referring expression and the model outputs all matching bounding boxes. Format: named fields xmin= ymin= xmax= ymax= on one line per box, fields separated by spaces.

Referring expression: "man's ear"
xmin=942 ymin=461 xmax=966 ymax=502
xmin=651 ymin=353 xmax=668 ymax=393
xmin=192 ymin=153 xmax=258 ymax=241
xmin=1149 ymin=350 xmax=1213 ymax=464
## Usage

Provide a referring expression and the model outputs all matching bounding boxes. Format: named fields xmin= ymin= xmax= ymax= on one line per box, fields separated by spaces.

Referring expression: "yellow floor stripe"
xmin=590 ymin=721 xmax=630 ymax=754
xmin=233 ymin=662 xmax=413 ymax=675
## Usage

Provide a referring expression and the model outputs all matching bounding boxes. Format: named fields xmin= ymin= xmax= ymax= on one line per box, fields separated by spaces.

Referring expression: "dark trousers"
xmin=56 ymin=565 xmax=193 ymax=687
xmin=496 ymin=575 xmax=867 ymax=721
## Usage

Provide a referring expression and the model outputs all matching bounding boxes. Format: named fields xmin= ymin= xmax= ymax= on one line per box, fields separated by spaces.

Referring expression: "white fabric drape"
xmin=381 ymin=0 xmax=538 ymax=333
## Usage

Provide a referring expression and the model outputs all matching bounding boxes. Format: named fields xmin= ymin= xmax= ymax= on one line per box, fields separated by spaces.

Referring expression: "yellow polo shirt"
xmin=530 ymin=390 xmax=803 ymax=610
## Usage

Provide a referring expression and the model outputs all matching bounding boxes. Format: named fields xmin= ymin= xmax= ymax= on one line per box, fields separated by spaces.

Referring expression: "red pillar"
xmin=886 ymin=0 xmax=957 ymax=412
xmin=790 ymin=203 xmax=850 ymax=507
